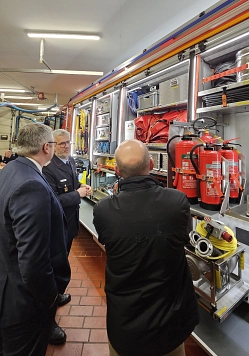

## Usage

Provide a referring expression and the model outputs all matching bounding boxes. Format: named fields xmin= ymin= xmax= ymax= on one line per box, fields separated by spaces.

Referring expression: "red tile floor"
xmin=46 ymin=225 xmax=209 ymax=356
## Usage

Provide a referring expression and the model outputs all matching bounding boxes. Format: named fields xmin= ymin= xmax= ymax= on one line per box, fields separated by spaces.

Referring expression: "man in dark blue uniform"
xmin=43 ymin=129 xmax=91 ymax=344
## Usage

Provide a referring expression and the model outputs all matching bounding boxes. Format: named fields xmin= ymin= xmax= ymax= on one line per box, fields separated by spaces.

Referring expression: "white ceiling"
xmin=0 ymin=0 xmax=219 ymax=112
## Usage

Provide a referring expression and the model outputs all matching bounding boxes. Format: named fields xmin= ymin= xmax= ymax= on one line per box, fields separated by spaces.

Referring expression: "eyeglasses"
xmin=42 ymin=141 xmax=57 ymax=151
xmin=56 ymin=140 xmax=72 ymax=148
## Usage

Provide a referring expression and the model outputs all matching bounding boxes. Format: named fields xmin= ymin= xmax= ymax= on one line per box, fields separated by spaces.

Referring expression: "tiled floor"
xmin=46 ymin=225 xmax=209 ymax=356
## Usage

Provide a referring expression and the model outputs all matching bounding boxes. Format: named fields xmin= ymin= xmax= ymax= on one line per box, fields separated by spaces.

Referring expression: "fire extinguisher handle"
xmin=173 ymin=171 xmax=179 ymax=187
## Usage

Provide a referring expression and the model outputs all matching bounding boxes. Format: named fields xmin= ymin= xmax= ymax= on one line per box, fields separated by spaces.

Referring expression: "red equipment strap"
xmin=202 ymin=63 xmax=248 ymax=83
xmin=172 ymin=167 xmax=196 ymax=175
xmin=196 ymin=174 xmax=224 ymax=197
xmin=230 ymin=173 xmax=244 ymax=192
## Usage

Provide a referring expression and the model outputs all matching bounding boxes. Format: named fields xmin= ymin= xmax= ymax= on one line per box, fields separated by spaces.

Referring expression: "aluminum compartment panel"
xmin=159 ymin=73 xmax=188 ymax=106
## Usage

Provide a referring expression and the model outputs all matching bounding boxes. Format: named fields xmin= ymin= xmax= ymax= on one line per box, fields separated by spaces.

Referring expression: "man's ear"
xmin=114 ymin=165 xmax=120 ymax=177
xmin=149 ymin=157 xmax=154 ymax=171
xmin=42 ymin=142 xmax=50 ymax=154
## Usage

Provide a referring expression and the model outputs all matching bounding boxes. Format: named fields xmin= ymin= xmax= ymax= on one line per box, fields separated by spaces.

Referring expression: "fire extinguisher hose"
xmin=190 ymin=143 xmax=203 ymax=200
xmin=166 ymin=135 xmax=180 ymax=168
xmin=195 ymin=221 xmax=237 ymax=260
xmin=166 ymin=135 xmax=180 ymax=188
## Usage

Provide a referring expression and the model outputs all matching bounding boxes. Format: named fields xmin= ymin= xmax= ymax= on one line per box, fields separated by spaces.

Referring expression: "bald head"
xmin=115 ymin=139 xmax=152 ymax=178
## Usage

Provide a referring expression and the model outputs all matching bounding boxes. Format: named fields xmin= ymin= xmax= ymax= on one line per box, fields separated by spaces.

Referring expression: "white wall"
xmin=109 ymin=0 xmax=220 ymax=70
xmin=0 ymin=107 xmax=13 ymax=157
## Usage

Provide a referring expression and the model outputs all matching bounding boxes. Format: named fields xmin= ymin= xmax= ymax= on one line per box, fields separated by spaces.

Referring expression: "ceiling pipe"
xmin=39 ymin=39 xmax=52 ymax=71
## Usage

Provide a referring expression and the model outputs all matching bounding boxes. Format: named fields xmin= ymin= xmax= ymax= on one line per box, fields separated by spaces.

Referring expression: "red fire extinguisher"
xmin=190 ymin=143 xmax=224 ymax=211
xmin=193 ymin=116 xmax=219 ymax=144
xmin=199 ymin=129 xmax=218 ymax=144
xmin=167 ymin=135 xmax=198 ymax=204
xmin=219 ymin=139 xmax=243 ymax=204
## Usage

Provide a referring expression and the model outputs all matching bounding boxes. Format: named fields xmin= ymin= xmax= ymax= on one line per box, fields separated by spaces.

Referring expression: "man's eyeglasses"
xmin=42 ymin=141 xmax=57 ymax=151
xmin=56 ymin=140 xmax=72 ymax=148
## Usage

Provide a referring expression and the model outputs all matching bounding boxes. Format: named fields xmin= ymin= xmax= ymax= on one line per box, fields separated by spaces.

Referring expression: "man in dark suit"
xmin=0 ymin=123 xmax=71 ymax=356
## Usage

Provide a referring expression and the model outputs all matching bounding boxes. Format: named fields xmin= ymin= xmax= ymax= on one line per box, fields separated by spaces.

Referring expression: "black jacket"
xmin=0 ymin=157 xmax=70 ymax=328
xmin=43 ymin=155 xmax=81 ymax=242
xmin=93 ymin=175 xmax=199 ymax=356
xmin=2 ymin=153 xmax=18 ymax=164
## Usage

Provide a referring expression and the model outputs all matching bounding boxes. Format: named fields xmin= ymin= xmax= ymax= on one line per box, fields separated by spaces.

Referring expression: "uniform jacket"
xmin=93 ymin=175 xmax=199 ymax=356
xmin=42 ymin=155 xmax=81 ymax=242
xmin=2 ymin=154 xmax=18 ymax=164
xmin=0 ymin=157 xmax=71 ymax=328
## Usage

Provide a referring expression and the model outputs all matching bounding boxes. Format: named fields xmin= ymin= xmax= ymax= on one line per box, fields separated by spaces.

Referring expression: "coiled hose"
xmin=195 ymin=221 xmax=237 ymax=260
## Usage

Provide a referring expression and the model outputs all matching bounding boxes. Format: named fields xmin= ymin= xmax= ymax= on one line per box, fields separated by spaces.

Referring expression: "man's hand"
xmin=77 ymin=184 xmax=92 ymax=197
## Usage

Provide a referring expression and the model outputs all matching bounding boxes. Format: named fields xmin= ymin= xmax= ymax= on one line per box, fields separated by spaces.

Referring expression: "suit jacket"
xmin=0 ymin=157 xmax=71 ymax=328
xmin=93 ymin=175 xmax=199 ymax=356
xmin=42 ymin=155 xmax=81 ymax=242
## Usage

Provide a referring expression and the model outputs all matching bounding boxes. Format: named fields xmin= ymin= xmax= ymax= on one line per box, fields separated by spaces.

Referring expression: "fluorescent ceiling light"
xmin=4 ymin=96 xmax=34 ymax=99
xmin=0 ymin=89 xmax=30 ymax=93
xmin=48 ymin=69 xmax=103 ymax=75
xmin=0 ymin=68 xmax=103 ymax=76
xmin=10 ymin=103 xmax=39 ymax=106
xmin=27 ymin=33 xmax=100 ymax=40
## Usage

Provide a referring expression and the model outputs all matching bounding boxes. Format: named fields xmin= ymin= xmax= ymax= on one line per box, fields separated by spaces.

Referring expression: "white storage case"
xmin=95 ymin=127 xmax=110 ymax=141
xmin=96 ymin=113 xmax=110 ymax=126
xmin=159 ymin=73 xmax=188 ymax=106
xmin=138 ymin=91 xmax=159 ymax=110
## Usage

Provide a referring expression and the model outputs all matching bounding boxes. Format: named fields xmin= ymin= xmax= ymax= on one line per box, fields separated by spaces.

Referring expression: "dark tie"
xmin=66 ymin=161 xmax=73 ymax=175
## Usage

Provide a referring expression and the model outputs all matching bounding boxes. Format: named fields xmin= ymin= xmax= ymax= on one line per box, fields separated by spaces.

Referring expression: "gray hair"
xmin=53 ymin=129 xmax=70 ymax=140
xmin=16 ymin=123 xmax=53 ymax=156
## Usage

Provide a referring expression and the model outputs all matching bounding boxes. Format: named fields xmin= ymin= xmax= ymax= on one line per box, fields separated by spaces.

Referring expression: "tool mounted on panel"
xmin=189 ymin=215 xmax=237 ymax=260
xmin=203 ymin=219 xmax=233 ymax=243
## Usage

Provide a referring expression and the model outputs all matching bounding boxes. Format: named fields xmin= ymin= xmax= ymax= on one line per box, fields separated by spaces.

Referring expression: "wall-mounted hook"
xmin=198 ymin=41 xmax=207 ymax=52
xmin=178 ymin=51 xmax=185 ymax=62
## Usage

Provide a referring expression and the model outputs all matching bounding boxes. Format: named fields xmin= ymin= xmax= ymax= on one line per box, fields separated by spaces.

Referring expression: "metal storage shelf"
xmin=96 ymin=111 xmax=110 ymax=115
xmin=147 ymin=143 xmax=167 ymax=149
xmin=95 ymin=138 xmax=110 ymax=142
xmin=198 ymin=80 xmax=249 ymax=97
xmin=137 ymin=101 xmax=187 ymax=115
xmin=95 ymin=124 xmax=110 ymax=128
xmin=196 ymin=101 xmax=249 ymax=114
xmin=150 ymin=170 xmax=167 ymax=176
xmin=93 ymin=153 xmax=114 ymax=157
xmin=92 ymin=165 xmax=115 ymax=175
